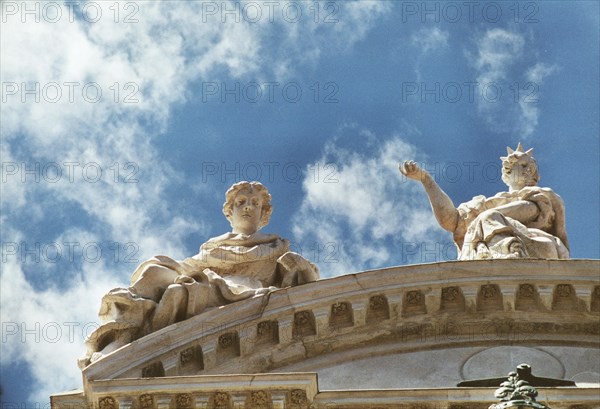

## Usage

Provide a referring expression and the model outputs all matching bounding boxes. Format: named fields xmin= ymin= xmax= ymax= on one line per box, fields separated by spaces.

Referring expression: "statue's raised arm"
xmin=399 ymin=160 xmax=459 ymax=232
xmin=400 ymin=144 xmax=569 ymax=261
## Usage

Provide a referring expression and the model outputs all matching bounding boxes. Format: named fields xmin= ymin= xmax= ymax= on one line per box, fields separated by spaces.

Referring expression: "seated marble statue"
xmin=80 ymin=181 xmax=319 ymax=367
xmin=399 ymin=144 xmax=569 ymax=260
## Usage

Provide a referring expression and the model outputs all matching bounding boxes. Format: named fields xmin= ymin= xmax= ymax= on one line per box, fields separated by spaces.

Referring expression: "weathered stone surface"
xmin=400 ymin=144 xmax=569 ymax=260
xmin=80 ymin=260 xmax=598 ymax=385
xmin=80 ymin=182 xmax=319 ymax=368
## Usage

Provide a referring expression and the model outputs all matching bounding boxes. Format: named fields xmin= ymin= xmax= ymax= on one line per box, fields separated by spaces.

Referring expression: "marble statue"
xmin=80 ymin=181 xmax=319 ymax=368
xmin=399 ymin=144 xmax=569 ymax=260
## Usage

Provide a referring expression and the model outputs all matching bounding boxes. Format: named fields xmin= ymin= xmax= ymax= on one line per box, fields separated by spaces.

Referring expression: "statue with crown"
xmin=400 ymin=143 xmax=569 ymax=260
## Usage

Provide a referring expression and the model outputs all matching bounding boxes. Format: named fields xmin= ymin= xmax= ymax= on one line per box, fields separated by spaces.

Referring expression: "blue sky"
xmin=1 ymin=0 xmax=599 ymax=406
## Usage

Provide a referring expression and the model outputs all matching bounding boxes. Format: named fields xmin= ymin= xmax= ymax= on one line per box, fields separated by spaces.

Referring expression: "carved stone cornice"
xmin=81 ymin=259 xmax=599 ymax=386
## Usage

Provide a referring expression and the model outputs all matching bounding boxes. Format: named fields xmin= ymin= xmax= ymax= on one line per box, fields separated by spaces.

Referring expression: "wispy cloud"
xmin=411 ymin=27 xmax=450 ymax=80
xmin=292 ymin=127 xmax=448 ymax=278
xmin=468 ymin=28 xmax=557 ymax=139
xmin=412 ymin=27 xmax=449 ymax=54
xmin=518 ymin=62 xmax=559 ymax=137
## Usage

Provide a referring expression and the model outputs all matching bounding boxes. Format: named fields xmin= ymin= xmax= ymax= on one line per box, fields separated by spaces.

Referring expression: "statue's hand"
xmin=278 ymin=252 xmax=319 ymax=286
xmin=399 ymin=160 xmax=428 ymax=182
xmin=278 ymin=251 xmax=312 ymax=273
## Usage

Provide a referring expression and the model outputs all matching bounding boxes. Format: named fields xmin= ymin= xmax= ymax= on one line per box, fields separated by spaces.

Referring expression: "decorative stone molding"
xmin=478 ymin=284 xmax=503 ymax=312
xmin=293 ymin=310 xmax=316 ymax=338
xmin=366 ymin=294 xmax=390 ymax=323
xmin=440 ymin=286 xmax=465 ymax=312
xmin=59 ymin=373 xmax=318 ymax=409
xmin=179 ymin=345 xmax=204 ymax=372
xmin=402 ymin=289 xmax=426 ymax=316
xmin=53 ymin=383 xmax=600 ymax=409
xmin=329 ymin=302 xmax=353 ymax=329
xmin=257 ymin=320 xmax=279 ymax=345
xmin=80 ymin=260 xmax=599 ymax=385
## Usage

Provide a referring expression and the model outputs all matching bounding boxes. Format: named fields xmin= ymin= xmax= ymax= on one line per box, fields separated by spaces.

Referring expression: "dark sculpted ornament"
xmin=488 ymin=364 xmax=550 ymax=409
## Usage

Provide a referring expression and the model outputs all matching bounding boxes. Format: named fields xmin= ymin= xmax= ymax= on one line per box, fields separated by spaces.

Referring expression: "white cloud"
xmin=526 ymin=62 xmax=559 ymax=83
xmin=410 ymin=27 xmax=449 ymax=80
xmin=516 ymin=62 xmax=559 ymax=137
xmin=472 ymin=28 xmax=525 ymax=85
xmin=0 ymin=0 xmax=390 ymax=402
xmin=332 ymin=1 xmax=393 ymax=47
xmin=412 ymin=27 xmax=449 ymax=53
xmin=292 ymin=128 xmax=449 ymax=278
xmin=468 ymin=29 xmax=556 ymax=139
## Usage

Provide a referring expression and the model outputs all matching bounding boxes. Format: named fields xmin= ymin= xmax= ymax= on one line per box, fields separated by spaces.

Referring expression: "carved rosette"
xmin=138 ymin=393 xmax=154 ymax=409
xmin=331 ymin=302 xmax=347 ymax=315
xmin=442 ymin=286 xmax=460 ymax=302
xmin=293 ymin=310 xmax=316 ymax=337
xmin=519 ymin=284 xmax=535 ymax=298
xmin=180 ymin=347 xmax=195 ymax=365
xmin=556 ymin=284 xmax=572 ymax=298
xmin=98 ymin=396 xmax=116 ymax=409
xmin=295 ymin=311 xmax=310 ymax=325
xmin=175 ymin=393 xmax=192 ymax=409
xmin=250 ymin=390 xmax=270 ymax=408
xmin=406 ymin=290 xmax=423 ymax=305
xmin=219 ymin=333 xmax=235 ymax=349
xmin=481 ymin=284 xmax=498 ymax=299
xmin=257 ymin=321 xmax=272 ymax=335
xmin=369 ymin=295 xmax=386 ymax=310
xmin=288 ymin=389 xmax=309 ymax=409
xmin=213 ymin=391 xmax=231 ymax=409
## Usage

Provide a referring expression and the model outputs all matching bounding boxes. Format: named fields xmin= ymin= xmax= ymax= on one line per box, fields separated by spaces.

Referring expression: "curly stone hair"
xmin=222 ymin=181 xmax=273 ymax=230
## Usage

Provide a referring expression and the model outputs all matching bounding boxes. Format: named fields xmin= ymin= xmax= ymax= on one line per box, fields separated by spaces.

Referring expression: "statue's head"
xmin=500 ymin=143 xmax=539 ymax=191
xmin=223 ymin=181 xmax=273 ymax=234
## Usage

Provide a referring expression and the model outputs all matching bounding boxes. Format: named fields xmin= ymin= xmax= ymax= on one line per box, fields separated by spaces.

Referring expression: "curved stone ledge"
xmin=83 ymin=259 xmax=600 ymax=386
xmin=53 ymin=374 xmax=600 ymax=409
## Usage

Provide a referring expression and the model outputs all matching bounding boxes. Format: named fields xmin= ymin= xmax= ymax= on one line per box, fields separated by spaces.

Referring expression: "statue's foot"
xmin=507 ymin=239 xmax=528 ymax=258
xmin=476 ymin=242 xmax=491 ymax=259
xmin=90 ymin=351 xmax=104 ymax=363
